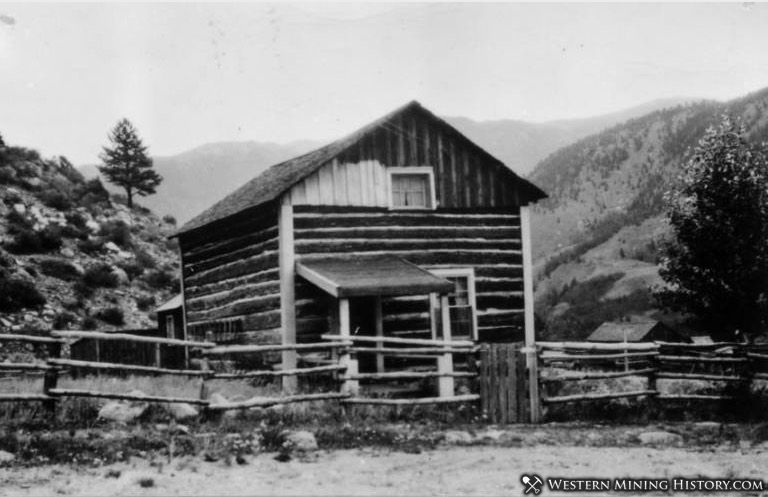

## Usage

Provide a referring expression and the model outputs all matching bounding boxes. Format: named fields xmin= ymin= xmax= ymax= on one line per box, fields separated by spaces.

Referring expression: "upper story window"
xmin=388 ymin=167 xmax=437 ymax=210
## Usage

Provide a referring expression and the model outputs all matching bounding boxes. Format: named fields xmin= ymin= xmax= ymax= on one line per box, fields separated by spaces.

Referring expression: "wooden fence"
xmin=0 ymin=330 xmax=483 ymax=416
xmin=535 ymin=341 xmax=768 ymax=417
xmin=478 ymin=343 xmax=529 ymax=423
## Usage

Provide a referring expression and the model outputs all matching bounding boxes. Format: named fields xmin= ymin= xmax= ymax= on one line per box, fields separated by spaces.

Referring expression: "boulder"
xmin=12 ymin=203 xmax=26 ymax=215
xmin=442 ymin=430 xmax=474 ymax=445
xmin=59 ymin=247 xmax=75 ymax=258
xmin=166 ymin=402 xmax=199 ymax=421
xmin=281 ymin=430 xmax=318 ymax=453
xmin=0 ymin=450 xmax=15 ymax=464
xmin=85 ymin=220 xmax=100 ymax=233
xmin=98 ymin=390 xmax=149 ymax=423
xmin=104 ymin=241 xmax=121 ymax=253
xmin=111 ymin=267 xmax=129 ymax=285
xmin=638 ymin=431 xmax=683 ymax=446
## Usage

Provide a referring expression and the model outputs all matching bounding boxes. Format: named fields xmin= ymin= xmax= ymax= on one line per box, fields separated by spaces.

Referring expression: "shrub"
xmin=82 ymin=263 xmax=119 ymax=289
xmin=118 ymin=261 xmax=143 ymax=280
xmin=39 ymin=188 xmax=73 ymax=211
xmin=134 ymin=248 xmax=156 ymax=270
xmin=99 ymin=220 xmax=132 ymax=248
xmin=0 ymin=274 xmax=46 ymax=312
xmin=5 ymin=210 xmax=32 ymax=231
xmin=144 ymin=268 xmax=178 ymax=291
xmin=162 ymin=215 xmax=177 ymax=226
xmin=39 ymin=258 xmax=81 ymax=281
xmin=81 ymin=316 xmax=98 ymax=330
xmin=74 ymin=178 xmax=110 ymax=211
xmin=6 ymin=226 xmax=63 ymax=254
xmin=0 ymin=165 xmax=16 ymax=184
xmin=94 ymin=306 xmax=124 ymax=326
xmin=52 ymin=311 xmax=78 ymax=329
xmin=136 ymin=295 xmax=155 ymax=311
xmin=77 ymin=237 xmax=104 ymax=254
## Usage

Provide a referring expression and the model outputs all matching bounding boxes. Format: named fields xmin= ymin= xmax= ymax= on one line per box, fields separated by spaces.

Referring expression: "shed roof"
xmin=296 ymin=255 xmax=454 ymax=298
xmin=156 ymin=294 xmax=183 ymax=312
xmin=176 ymin=101 xmax=546 ymax=236
xmin=587 ymin=321 xmax=666 ymax=342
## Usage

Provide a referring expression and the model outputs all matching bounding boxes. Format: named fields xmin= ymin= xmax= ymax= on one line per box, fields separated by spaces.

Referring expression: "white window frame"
xmin=387 ymin=166 xmax=437 ymax=210
xmin=430 ymin=267 xmax=478 ymax=341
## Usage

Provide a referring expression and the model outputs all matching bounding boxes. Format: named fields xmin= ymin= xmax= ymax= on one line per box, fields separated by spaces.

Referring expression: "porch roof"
xmin=296 ymin=255 xmax=454 ymax=298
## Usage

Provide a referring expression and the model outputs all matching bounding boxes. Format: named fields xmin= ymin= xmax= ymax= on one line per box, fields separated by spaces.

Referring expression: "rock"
xmin=0 ymin=450 xmax=15 ymax=464
xmin=281 ymin=430 xmax=318 ymax=453
xmin=111 ymin=267 xmax=129 ymax=285
xmin=98 ymin=390 xmax=149 ymax=423
xmin=478 ymin=429 xmax=505 ymax=442
xmin=0 ymin=317 xmax=11 ymax=328
xmin=85 ymin=220 xmax=100 ymax=233
xmin=166 ymin=403 xmax=198 ymax=421
xmin=98 ymin=401 xmax=147 ymax=423
xmin=104 ymin=241 xmax=121 ymax=253
xmin=12 ymin=203 xmax=26 ymax=215
xmin=638 ymin=431 xmax=683 ymax=446
xmin=208 ymin=392 xmax=228 ymax=407
xmin=442 ymin=430 xmax=474 ymax=445
xmin=70 ymin=262 xmax=85 ymax=275
xmin=60 ymin=247 xmax=75 ymax=258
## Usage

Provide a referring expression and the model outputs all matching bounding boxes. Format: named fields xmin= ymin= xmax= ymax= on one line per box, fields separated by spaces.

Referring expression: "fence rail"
xmin=535 ymin=340 xmax=768 ymax=418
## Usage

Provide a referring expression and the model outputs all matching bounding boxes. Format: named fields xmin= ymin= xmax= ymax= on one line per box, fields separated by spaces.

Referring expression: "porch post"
xmin=520 ymin=205 xmax=541 ymax=422
xmin=339 ymin=298 xmax=359 ymax=396
xmin=279 ymin=196 xmax=297 ymax=393
xmin=438 ymin=294 xmax=454 ymax=397
xmin=374 ymin=296 xmax=384 ymax=373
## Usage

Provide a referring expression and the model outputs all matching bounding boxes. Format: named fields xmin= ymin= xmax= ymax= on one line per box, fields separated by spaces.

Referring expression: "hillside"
xmin=0 ymin=141 xmax=180 ymax=335
xmin=79 ymin=99 xmax=687 ymax=225
xmin=80 ymin=140 xmax=318 ymax=225
xmin=530 ymin=86 xmax=768 ymax=340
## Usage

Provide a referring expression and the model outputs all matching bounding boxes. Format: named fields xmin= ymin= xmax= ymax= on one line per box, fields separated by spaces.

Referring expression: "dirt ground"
xmin=2 ymin=444 xmax=768 ymax=496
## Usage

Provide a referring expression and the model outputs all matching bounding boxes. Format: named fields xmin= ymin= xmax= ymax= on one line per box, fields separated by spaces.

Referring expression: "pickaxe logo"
xmin=521 ymin=474 xmax=544 ymax=495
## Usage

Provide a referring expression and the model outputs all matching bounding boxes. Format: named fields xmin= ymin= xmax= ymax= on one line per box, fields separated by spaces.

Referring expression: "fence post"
xmin=437 ymin=295 xmax=454 ymax=398
xmin=647 ymin=344 xmax=659 ymax=418
xmin=479 ymin=344 xmax=490 ymax=420
xmin=338 ymin=299 xmax=358 ymax=396
xmin=43 ymin=340 xmax=62 ymax=418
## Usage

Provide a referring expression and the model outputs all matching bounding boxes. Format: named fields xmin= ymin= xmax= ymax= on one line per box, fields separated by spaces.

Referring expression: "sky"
xmin=2 ymin=2 xmax=768 ymax=165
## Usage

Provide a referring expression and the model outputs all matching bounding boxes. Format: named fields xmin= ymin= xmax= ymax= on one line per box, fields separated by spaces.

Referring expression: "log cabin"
xmin=173 ymin=101 xmax=546 ymax=391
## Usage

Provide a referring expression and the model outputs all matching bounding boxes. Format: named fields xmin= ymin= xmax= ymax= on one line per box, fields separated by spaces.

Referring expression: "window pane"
xmin=392 ymin=173 xmax=428 ymax=208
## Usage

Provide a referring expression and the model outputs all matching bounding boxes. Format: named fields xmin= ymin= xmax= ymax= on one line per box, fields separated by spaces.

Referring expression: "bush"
xmin=94 ymin=306 xmax=124 ymax=326
xmin=39 ymin=188 xmax=73 ymax=211
xmin=81 ymin=316 xmax=98 ymax=330
xmin=143 ymin=268 xmax=178 ymax=291
xmin=136 ymin=295 xmax=155 ymax=311
xmin=0 ymin=274 xmax=46 ymax=312
xmin=6 ymin=226 xmax=63 ymax=254
xmin=134 ymin=248 xmax=156 ymax=270
xmin=162 ymin=215 xmax=177 ymax=226
xmin=0 ymin=165 xmax=16 ymax=184
xmin=81 ymin=263 xmax=119 ymax=289
xmin=99 ymin=220 xmax=132 ymax=248
xmin=74 ymin=178 xmax=110 ymax=211
xmin=39 ymin=258 xmax=81 ymax=281
xmin=5 ymin=210 xmax=32 ymax=231
xmin=118 ymin=261 xmax=143 ymax=280
xmin=77 ymin=237 xmax=104 ymax=254
xmin=52 ymin=311 xmax=78 ymax=329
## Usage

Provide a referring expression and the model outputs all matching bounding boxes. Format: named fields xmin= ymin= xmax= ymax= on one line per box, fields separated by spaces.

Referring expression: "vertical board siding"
xmin=179 ymin=205 xmax=282 ymax=344
xmin=289 ymin=106 xmax=528 ymax=209
xmin=293 ymin=207 xmax=525 ymax=342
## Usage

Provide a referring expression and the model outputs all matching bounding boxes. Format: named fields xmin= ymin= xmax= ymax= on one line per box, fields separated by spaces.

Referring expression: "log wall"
xmin=179 ymin=204 xmax=282 ymax=343
xmin=293 ymin=206 xmax=524 ymax=342
xmin=288 ymin=105 xmax=527 ymax=208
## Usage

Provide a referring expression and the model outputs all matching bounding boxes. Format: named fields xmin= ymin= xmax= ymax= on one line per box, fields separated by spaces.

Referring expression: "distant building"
xmin=156 ymin=294 xmax=183 ymax=340
xmin=587 ymin=321 xmax=689 ymax=343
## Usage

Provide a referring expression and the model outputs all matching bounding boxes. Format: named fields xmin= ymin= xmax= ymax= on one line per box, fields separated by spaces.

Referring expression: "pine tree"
xmin=655 ymin=116 xmax=768 ymax=341
xmin=98 ymin=119 xmax=162 ymax=208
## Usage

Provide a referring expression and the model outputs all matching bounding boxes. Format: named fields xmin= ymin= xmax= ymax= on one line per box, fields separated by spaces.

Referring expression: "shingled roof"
xmin=176 ymin=100 xmax=546 ymax=236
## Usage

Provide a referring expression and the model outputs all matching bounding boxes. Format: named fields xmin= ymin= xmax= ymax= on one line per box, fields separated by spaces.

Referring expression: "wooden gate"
xmin=479 ymin=342 xmax=530 ymax=423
